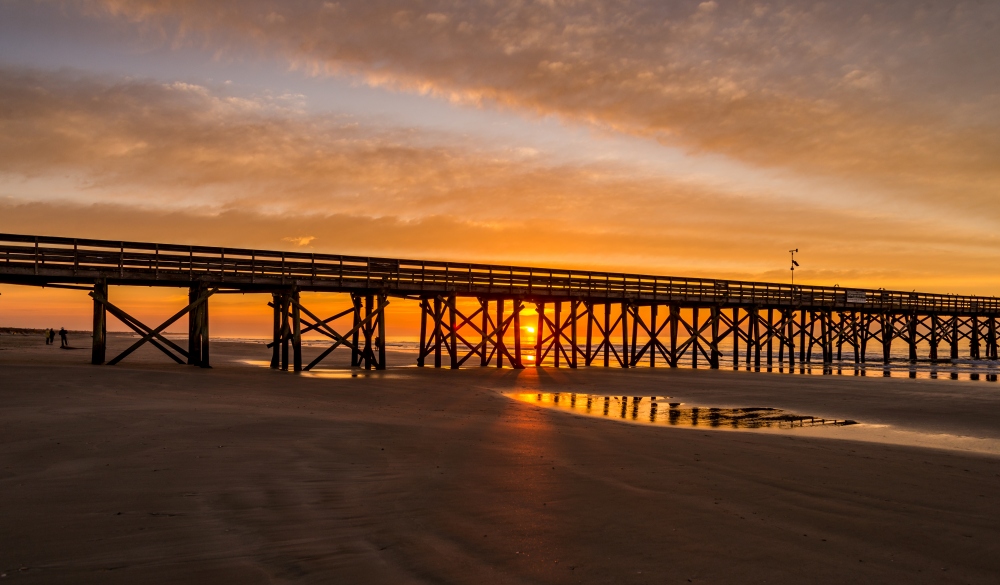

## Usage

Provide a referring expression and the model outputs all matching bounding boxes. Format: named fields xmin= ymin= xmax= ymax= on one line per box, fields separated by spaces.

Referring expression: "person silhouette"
xmin=59 ymin=327 xmax=68 ymax=348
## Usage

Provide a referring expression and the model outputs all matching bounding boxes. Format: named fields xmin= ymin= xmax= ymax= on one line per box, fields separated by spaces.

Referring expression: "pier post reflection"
xmin=508 ymin=393 xmax=859 ymax=430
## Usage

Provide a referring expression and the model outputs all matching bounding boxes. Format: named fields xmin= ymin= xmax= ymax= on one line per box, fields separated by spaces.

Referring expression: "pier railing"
xmin=1 ymin=233 xmax=997 ymax=314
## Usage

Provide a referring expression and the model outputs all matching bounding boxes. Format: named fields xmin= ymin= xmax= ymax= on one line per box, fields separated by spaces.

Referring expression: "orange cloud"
xmin=2 ymin=66 xmax=1000 ymax=297
xmin=68 ymin=0 xmax=1000 ymax=218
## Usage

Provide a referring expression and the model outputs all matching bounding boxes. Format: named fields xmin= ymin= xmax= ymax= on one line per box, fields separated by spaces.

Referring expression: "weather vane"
xmin=789 ymin=249 xmax=799 ymax=286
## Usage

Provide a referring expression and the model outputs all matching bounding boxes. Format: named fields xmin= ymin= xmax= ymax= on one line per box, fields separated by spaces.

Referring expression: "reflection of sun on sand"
xmin=505 ymin=391 xmax=1000 ymax=456
xmin=2 ymin=335 xmax=1000 ymax=583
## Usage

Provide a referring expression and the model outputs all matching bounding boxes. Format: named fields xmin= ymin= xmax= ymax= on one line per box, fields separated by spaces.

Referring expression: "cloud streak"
xmin=72 ymin=0 xmax=1000 ymax=218
xmin=2 ymin=65 xmax=998 ymax=293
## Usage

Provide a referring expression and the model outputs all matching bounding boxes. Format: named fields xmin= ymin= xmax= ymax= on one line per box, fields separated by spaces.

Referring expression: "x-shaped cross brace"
xmin=90 ymin=288 xmax=216 ymax=365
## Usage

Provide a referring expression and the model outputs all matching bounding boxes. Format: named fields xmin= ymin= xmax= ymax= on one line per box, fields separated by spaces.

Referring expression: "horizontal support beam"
xmin=2 ymin=233 xmax=998 ymax=315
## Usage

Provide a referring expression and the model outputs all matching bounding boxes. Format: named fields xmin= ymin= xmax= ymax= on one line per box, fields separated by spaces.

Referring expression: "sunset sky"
xmin=1 ymin=1 xmax=999 ymax=336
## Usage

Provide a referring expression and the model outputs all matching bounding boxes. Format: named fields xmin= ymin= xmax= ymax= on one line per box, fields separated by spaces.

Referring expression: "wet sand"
xmin=1 ymin=333 xmax=999 ymax=583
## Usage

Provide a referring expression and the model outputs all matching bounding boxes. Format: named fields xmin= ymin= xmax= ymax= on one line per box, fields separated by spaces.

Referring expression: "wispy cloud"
xmin=283 ymin=235 xmax=316 ymax=247
xmin=1 ymin=58 xmax=999 ymax=291
xmin=70 ymin=0 xmax=1000 ymax=218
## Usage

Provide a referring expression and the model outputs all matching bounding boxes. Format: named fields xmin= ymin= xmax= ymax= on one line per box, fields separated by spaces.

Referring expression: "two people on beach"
xmin=43 ymin=328 xmax=71 ymax=348
xmin=43 ymin=328 xmax=65 ymax=346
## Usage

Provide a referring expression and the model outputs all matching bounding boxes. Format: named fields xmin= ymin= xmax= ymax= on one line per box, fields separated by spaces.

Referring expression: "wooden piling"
xmin=91 ymin=279 xmax=107 ymax=365
xmin=270 ymin=293 xmax=281 ymax=369
xmin=907 ymin=313 xmax=918 ymax=362
xmin=710 ymin=305 xmax=720 ymax=369
xmin=448 ymin=294 xmax=457 ymax=369
xmin=621 ymin=301 xmax=629 ymax=369
xmin=200 ymin=286 xmax=210 ymax=368
xmin=554 ymin=301 xmax=562 ymax=368
xmin=692 ymin=307 xmax=699 ymax=369
xmin=732 ymin=307 xmax=740 ymax=370
xmin=570 ymin=300 xmax=579 ymax=369
xmin=669 ymin=304 xmax=679 ymax=367
xmin=603 ymin=303 xmax=611 ymax=368
xmin=378 ymin=293 xmax=388 ymax=370
xmin=364 ymin=294 xmax=374 ymax=370
xmin=852 ymin=313 xmax=861 ymax=364
xmin=971 ymin=315 xmax=980 ymax=359
xmin=630 ymin=304 xmax=639 ymax=367
xmin=433 ymin=296 xmax=443 ymax=368
xmin=417 ymin=298 xmax=428 ymax=367
xmin=188 ymin=285 xmax=201 ymax=366
xmin=880 ymin=313 xmax=892 ymax=365
xmin=513 ymin=299 xmax=523 ymax=368
xmin=798 ymin=311 xmax=806 ymax=364
xmin=280 ymin=293 xmax=290 ymax=371
xmin=988 ymin=317 xmax=998 ymax=360
xmin=929 ymin=313 xmax=939 ymax=361
xmin=650 ymin=304 xmax=658 ymax=368
xmin=480 ymin=297 xmax=489 ymax=367
xmin=950 ymin=316 xmax=959 ymax=360
xmin=496 ymin=299 xmax=506 ymax=368
xmin=535 ymin=302 xmax=545 ymax=366
xmin=351 ymin=294 xmax=362 ymax=367
xmin=787 ymin=310 xmax=795 ymax=368
xmin=766 ymin=308 xmax=774 ymax=366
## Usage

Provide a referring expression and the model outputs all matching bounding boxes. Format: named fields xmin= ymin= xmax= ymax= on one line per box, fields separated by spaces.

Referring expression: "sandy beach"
xmin=1 ymin=333 xmax=999 ymax=583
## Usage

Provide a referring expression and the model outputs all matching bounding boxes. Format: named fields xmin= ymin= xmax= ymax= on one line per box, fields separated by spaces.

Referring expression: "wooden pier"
xmin=1 ymin=233 xmax=998 ymax=372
